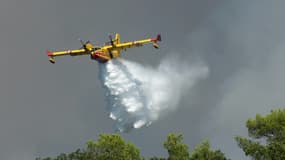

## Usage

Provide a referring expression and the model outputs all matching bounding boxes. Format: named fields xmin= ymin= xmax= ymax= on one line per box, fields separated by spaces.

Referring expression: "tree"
xmin=163 ymin=134 xmax=190 ymax=160
xmin=190 ymin=140 xmax=228 ymax=160
xmin=86 ymin=134 xmax=140 ymax=160
xmin=36 ymin=150 xmax=87 ymax=160
xmin=235 ymin=109 xmax=285 ymax=160
xmin=37 ymin=134 xmax=141 ymax=160
xmin=37 ymin=133 xmax=228 ymax=160
xmin=148 ymin=157 xmax=166 ymax=160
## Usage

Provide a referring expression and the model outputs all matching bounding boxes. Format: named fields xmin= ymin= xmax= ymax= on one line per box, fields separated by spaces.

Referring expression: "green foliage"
xmin=162 ymin=134 xmax=228 ymax=160
xmin=36 ymin=149 xmax=92 ymax=160
xmin=86 ymin=134 xmax=140 ymax=160
xmin=38 ymin=134 xmax=140 ymax=160
xmin=163 ymin=134 xmax=190 ymax=160
xmin=38 ymin=133 xmax=228 ymax=160
xmin=190 ymin=140 xmax=228 ymax=160
xmin=148 ymin=157 xmax=166 ymax=160
xmin=235 ymin=109 xmax=285 ymax=160
xmin=235 ymin=136 xmax=268 ymax=159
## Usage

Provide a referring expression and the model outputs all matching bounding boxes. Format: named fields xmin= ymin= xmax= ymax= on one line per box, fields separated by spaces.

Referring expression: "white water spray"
xmin=99 ymin=56 xmax=208 ymax=132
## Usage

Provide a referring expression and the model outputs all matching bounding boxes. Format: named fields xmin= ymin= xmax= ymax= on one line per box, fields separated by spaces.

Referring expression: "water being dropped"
xmin=99 ymin=58 xmax=208 ymax=132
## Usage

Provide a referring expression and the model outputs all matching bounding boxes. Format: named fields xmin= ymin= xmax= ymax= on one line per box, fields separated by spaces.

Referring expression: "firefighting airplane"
xmin=46 ymin=33 xmax=161 ymax=63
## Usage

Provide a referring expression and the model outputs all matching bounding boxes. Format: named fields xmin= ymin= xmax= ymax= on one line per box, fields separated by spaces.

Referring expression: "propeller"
xmin=78 ymin=38 xmax=84 ymax=45
xmin=108 ymin=34 xmax=115 ymax=47
xmin=78 ymin=38 xmax=87 ymax=50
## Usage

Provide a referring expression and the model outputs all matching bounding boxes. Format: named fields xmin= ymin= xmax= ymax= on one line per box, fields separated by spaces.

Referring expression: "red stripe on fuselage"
xmin=91 ymin=52 xmax=109 ymax=63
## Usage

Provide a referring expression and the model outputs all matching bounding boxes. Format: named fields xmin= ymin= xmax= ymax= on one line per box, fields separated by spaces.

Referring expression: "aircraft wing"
xmin=115 ymin=34 xmax=161 ymax=50
xmin=46 ymin=49 xmax=88 ymax=63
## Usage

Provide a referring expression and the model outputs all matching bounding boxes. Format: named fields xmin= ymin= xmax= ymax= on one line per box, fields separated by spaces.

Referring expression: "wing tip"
xmin=46 ymin=50 xmax=55 ymax=64
xmin=46 ymin=50 xmax=53 ymax=56
xmin=151 ymin=34 xmax=162 ymax=42
xmin=157 ymin=34 xmax=161 ymax=42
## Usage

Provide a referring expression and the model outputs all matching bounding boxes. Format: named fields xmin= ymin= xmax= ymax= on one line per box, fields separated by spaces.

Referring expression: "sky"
xmin=0 ymin=0 xmax=285 ymax=159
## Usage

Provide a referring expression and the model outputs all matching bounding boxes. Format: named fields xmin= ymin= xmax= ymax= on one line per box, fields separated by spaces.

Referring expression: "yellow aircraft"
xmin=46 ymin=33 xmax=161 ymax=64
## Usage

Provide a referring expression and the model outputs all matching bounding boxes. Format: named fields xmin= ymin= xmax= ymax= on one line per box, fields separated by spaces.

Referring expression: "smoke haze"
xmin=99 ymin=57 xmax=208 ymax=132
xmin=1 ymin=0 xmax=285 ymax=160
xmin=184 ymin=1 xmax=285 ymax=159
